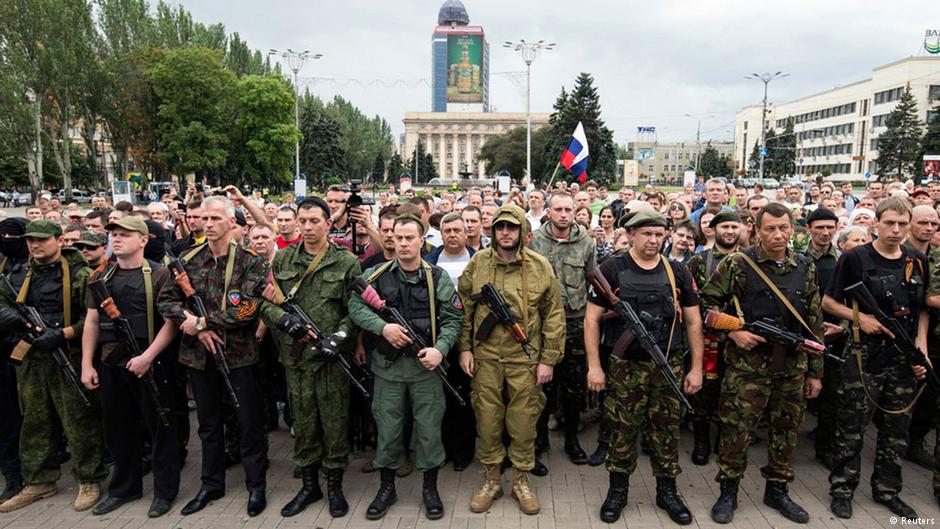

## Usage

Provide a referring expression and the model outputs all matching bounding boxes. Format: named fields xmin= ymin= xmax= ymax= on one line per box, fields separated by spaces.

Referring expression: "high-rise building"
xmin=431 ymin=0 xmax=489 ymax=113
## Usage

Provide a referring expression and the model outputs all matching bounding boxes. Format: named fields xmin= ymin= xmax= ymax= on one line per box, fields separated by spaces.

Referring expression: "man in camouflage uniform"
xmin=529 ymin=192 xmax=596 ymax=465
xmin=458 ymin=204 xmax=565 ymax=515
xmin=348 ymin=214 xmax=462 ymax=521
xmin=684 ymin=210 xmax=740 ymax=466
xmin=158 ymin=196 xmax=270 ymax=517
xmin=801 ymin=207 xmax=843 ymax=469
xmin=260 ymin=197 xmax=361 ymax=518
xmin=586 ymin=210 xmax=704 ymax=525
xmin=0 ymin=220 xmax=106 ymax=513
xmin=700 ymin=203 xmax=823 ymax=525
xmin=826 ymin=198 xmax=926 ymax=520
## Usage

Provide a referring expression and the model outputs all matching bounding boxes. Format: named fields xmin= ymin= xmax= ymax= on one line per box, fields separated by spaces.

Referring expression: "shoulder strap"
xmin=180 ymin=243 xmax=207 ymax=264
xmin=736 ymin=251 xmax=820 ymax=341
xmin=222 ymin=241 xmax=237 ymax=308
xmin=660 ymin=255 xmax=680 ymax=353
xmin=17 ymin=256 xmax=72 ymax=325
xmin=271 ymin=245 xmax=329 ymax=304
xmin=367 ymin=260 xmax=396 ymax=283
xmin=143 ymin=260 xmax=154 ymax=342
xmin=423 ymin=261 xmax=437 ymax=346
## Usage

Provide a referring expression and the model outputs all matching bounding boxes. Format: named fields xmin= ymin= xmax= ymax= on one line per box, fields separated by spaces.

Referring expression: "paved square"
xmin=1 ymin=414 xmax=937 ymax=528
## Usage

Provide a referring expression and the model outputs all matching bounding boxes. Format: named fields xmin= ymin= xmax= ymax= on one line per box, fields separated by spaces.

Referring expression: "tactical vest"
xmin=97 ymin=261 xmax=159 ymax=344
xmin=808 ymin=248 xmax=837 ymax=294
xmin=740 ymin=247 xmax=808 ymax=355
xmin=374 ymin=265 xmax=441 ymax=360
xmin=25 ymin=260 xmax=82 ymax=329
xmin=613 ymin=255 xmax=682 ymax=359
xmin=857 ymin=246 xmax=923 ymax=342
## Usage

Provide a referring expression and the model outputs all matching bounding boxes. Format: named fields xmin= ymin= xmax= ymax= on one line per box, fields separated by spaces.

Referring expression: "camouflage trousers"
xmin=829 ymin=345 xmax=914 ymax=500
xmin=18 ymin=351 xmax=107 ymax=485
xmin=606 ymin=355 xmax=683 ymax=477
xmin=286 ymin=360 xmax=350 ymax=470
xmin=715 ymin=360 xmax=805 ymax=483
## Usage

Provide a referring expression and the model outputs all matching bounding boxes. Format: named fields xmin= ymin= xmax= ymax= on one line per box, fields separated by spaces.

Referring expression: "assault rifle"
xmin=167 ymin=258 xmax=239 ymax=407
xmin=89 ymin=279 xmax=170 ymax=426
xmin=349 ymin=278 xmax=466 ymax=406
xmin=275 ymin=295 xmax=371 ymax=399
xmin=704 ymin=311 xmax=844 ymax=365
xmin=586 ymin=268 xmax=693 ymax=412
xmin=0 ymin=273 xmax=90 ymax=406
xmin=844 ymin=281 xmax=940 ymax=388
xmin=470 ymin=283 xmax=532 ymax=358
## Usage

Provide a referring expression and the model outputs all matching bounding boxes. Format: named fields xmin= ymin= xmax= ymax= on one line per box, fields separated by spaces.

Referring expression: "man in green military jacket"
xmin=260 ymin=197 xmax=361 ymax=518
xmin=348 ymin=214 xmax=462 ymax=521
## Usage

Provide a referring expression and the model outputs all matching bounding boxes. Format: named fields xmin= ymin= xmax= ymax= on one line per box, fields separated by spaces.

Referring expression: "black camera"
xmin=345 ymin=180 xmax=374 ymax=208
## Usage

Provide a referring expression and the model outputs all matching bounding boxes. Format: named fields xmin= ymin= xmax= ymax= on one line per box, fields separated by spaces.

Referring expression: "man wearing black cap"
xmin=684 ymin=210 xmax=741 ymax=466
xmin=802 ymin=207 xmax=842 ymax=468
xmin=585 ymin=209 xmax=704 ymax=524
xmin=80 ymin=216 xmax=181 ymax=517
xmin=0 ymin=218 xmax=29 ymax=501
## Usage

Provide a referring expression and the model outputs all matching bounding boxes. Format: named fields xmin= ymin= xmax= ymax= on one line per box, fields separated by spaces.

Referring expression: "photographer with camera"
xmin=324 ymin=183 xmax=383 ymax=258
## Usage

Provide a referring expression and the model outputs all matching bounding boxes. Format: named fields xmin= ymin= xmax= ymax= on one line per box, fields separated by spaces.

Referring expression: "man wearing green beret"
xmin=0 ymin=220 xmax=106 ymax=514
xmin=585 ymin=209 xmax=703 ymax=524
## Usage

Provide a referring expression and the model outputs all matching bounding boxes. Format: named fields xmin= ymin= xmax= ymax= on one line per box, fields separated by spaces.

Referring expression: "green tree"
xmin=149 ymin=47 xmax=235 ymax=181
xmin=387 ymin=153 xmax=405 ymax=183
xmin=409 ymin=143 xmax=437 ymax=183
xmin=298 ymin=93 xmax=345 ymax=189
xmin=227 ymin=75 xmax=299 ymax=187
xmin=479 ymin=126 xmax=549 ymax=180
xmin=921 ymin=104 xmax=940 ymax=177
xmin=539 ymin=73 xmax=617 ymax=184
xmin=698 ymin=143 xmax=723 ymax=177
xmin=371 ymin=154 xmax=386 ymax=184
xmin=774 ymin=118 xmax=797 ymax=177
xmin=877 ymin=85 xmax=923 ymax=179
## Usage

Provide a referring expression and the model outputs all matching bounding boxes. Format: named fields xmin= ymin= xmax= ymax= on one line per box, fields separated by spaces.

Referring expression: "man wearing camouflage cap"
xmin=585 ymin=209 xmax=703 ymax=524
xmin=74 ymin=231 xmax=109 ymax=272
xmin=0 ymin=220 xmax=106 ymax=513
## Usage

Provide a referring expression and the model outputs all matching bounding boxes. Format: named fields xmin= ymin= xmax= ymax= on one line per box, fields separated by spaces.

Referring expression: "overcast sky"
xmin=171 ymin=0 xmax=936 ymax=146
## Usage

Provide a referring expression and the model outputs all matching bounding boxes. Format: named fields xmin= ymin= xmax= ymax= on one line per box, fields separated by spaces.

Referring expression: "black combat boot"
xmin=366 ymin=468 xmax=397 ymax=520
xmin=655 ymin=477 xmax=692 ymax=525
xmin=691 ymin=421 xmax=710 ymax=466
xmin=422 ymin=467 xmax=444 ymax=520
xmin=280 ymin=464 xmax=322 ymax=517
xmin=588 ymin=443 xmax=608 ymax=466
xmin=325 ymin=468 xmax=348 ymax=517
xmin=599 ymin=472 xmax=629 ymax=523
xmin=563 ymin=400 xmax=588 ymax=465
xmin=904 ymin=436 xmax=937 ymax=470
xmin=710 ymin=479 xmax=738 ymax=524
xmin=763 ymin=481 xmax=809 ymax=523
xmin=830 ymin=496 xmax=852 ymax=519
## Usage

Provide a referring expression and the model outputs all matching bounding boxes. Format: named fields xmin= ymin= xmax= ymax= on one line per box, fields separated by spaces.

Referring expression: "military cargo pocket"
xmin=319 ymin=272 xmax=346 ymax=299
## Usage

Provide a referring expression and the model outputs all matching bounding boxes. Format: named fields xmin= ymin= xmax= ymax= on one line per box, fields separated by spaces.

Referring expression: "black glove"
xmin=319 ymin=331 xmax=347 ymax=360
xmin=0 ymin=307 xmax=25 ymax=332
xmin=276 ymin=313 xmax=309 ymax=340
xmin=31 ymin=328 xmax=65 ymax=353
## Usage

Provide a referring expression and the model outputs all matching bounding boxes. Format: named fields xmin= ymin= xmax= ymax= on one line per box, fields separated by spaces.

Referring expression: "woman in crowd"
xmin=695 ymin=211 xmax=716 ymax=253
xmin=593 ymin=207 xmax=617 ymax=261
xmin=575 ymin=206 xmax=593 ymax=229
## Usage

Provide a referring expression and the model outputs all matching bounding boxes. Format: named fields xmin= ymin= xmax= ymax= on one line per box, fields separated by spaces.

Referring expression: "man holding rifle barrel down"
xmin=457 ymin=204 xmax=565 ymax=516
xmin=584 ymin=209 xmax=703 ymax=525
xmin=80 ymin=216 xmax=180 ymax=518
xmin=699 ymin=202 xmax=824 ymax=525
xmin=0 ymin=220 xmax=106 ymax=514
xmin=259 ymin=197 xmax=362 ymax=519
xmin=157 ymin=196 xmax=270 ymax=517
xmin=347 ymin=213 xmax=462 ymax=521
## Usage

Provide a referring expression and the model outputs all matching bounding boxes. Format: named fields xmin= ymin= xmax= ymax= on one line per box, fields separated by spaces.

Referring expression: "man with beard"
xmin=0 ymin=218 xmax=29 ymax=501
xmin=459 ymin=204 xmax=565 ymax=515
xmin=684 ymin=211 xmax=741 ymax=466
xmin=170 ymin=202 xmax=205 ymax=256
xmin=529 ymin=193 xmax=597 ymax=466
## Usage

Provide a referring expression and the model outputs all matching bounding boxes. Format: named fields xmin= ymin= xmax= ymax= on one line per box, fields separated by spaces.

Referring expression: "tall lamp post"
xmin=745 ymin=71 xmax=788 ymax=184
xmin=684 ymin=113 xmax=714 ymax=173
xmin=504 ymin=39 xmax=555 ymax=182
xmin=269 ymin=48 xmax=322 ymax=181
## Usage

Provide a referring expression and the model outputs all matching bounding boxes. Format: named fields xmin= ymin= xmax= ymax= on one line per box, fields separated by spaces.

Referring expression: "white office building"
xmin=734 ymin=56 xmax=940 ymax=180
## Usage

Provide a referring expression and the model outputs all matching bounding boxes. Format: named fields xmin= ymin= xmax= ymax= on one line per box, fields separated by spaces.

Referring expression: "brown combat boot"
xmin=0 ymin=483 xmax=58 ymax=513
xmin=511 ymin=468 xmax=540 ymax=515
xmin=74 ymin=482 xmax=100 ymax=512
xmin=469 ymin=464 xmax=503 ymax=513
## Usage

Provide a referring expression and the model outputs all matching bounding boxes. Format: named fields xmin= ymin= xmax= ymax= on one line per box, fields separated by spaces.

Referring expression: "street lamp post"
xmin=745 ymin=72 xmax=788 ymax=184
xmin=269 ymin=48 xmax=322 ymax=182
xmin=684 ymin=113 xmax=714 ymax=173
xmin=504 ymin=39 xmax=555 ymax=182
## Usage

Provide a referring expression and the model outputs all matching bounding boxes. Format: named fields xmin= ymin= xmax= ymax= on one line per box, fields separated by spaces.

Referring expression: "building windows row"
xmin=786 ymin=102 xmax=857 ymax=126
xmin=874 ymin=86 xmax=904 ymax=105
xmin=804 ymin=143 xmax=852 ymax=157
xmin=872 ymin=114 xmax=890 ymax=127
xmin=930 ymin=85 xmax=940 ymax=103
xmin=797 ymin=122 xmax=854 ymax=141
xmin=800 ymin=163 xmax=852 ymax=174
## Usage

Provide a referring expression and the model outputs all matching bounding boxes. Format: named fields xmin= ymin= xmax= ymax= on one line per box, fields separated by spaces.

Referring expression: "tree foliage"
xmin=877 ymin=85 xmax=923 ymax=179
xmin=479 ymin=126 xmax=549 ymax=180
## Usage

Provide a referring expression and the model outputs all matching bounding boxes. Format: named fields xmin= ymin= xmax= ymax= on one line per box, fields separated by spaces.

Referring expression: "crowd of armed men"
xmin=1 ymin=176 xmax=940 ymax=525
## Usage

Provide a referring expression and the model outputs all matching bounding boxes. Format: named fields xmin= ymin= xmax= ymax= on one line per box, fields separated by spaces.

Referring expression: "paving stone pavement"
xmin=1 ymin=413 xmax=938 ymax=529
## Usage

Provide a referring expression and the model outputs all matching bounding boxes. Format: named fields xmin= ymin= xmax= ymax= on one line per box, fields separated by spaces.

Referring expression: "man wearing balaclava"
xmin=0 ymin=218 xmax=28 ymax=502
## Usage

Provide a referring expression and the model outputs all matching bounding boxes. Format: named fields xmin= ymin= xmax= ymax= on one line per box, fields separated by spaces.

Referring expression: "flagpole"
xmin=546 ymin=161 xmax=562 ymax=188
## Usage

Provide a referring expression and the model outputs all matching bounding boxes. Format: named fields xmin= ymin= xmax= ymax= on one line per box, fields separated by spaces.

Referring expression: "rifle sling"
xmin=17 ymin=255 xmax=71 ymax=332
xmin=737 ymin=252 xmax=819 ymax=342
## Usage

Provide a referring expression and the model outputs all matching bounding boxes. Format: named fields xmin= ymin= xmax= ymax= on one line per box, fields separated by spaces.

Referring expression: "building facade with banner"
xmin=432 ymin=1 xmax=489 ymax=112
xmin=626 ymin=140 xmax=734 ymax=183
xmin=734 ymin=56 xmax=940 ymax=180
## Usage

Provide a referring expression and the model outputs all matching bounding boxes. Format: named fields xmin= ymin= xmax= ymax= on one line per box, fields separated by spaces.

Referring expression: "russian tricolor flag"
xmin=559 ymin=122 xmax=589 ymax=184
